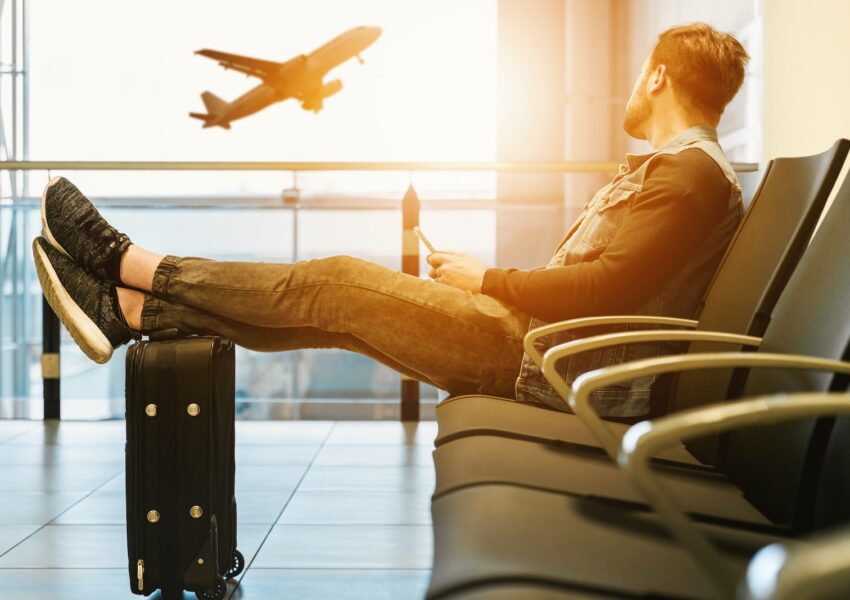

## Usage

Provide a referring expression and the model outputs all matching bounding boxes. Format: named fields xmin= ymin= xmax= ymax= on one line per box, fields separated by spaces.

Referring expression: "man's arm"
xmin=480 ymin=149 xmax=733 ymax=322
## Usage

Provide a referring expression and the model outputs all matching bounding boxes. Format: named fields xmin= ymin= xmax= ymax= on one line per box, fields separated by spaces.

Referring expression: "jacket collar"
xmin=622 ymin=125 xmax=719 ymax=173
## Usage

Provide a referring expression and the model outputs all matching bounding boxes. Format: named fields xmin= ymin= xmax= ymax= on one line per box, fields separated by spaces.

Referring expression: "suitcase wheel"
xmin=224 ymin=549 xmax=244 ymax=579
xmin=195 ymin=575 xmax=227 ymax=600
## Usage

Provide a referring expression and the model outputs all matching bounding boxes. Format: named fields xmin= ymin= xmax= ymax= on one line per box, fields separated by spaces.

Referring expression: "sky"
xmin=28 ymin=0 xmax=498 ymax=197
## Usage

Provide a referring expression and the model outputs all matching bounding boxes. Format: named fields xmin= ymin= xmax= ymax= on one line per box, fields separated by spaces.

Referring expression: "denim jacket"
xmin=514 ymin=125 xmax=743 ymax=417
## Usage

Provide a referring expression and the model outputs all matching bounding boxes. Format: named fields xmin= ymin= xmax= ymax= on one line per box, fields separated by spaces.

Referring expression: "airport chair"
xmin=427 ymin=391 xmax=850 ymax=600
xmin=431 ymin=162 xmax=850 ymax=525
xmin=433 ymin=524 xmax=850 ymax=600
xmin=433 ymin=140 xmax=850 ymax=464
xmin=741 ymin=524 xmax=850 ymax=600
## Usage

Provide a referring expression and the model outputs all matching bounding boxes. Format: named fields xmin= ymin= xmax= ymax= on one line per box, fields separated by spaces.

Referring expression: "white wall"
xmin=762 ymin=0 xmax=850 ymax=161
xmin=762 ymin=0 xmax=850 ymax=213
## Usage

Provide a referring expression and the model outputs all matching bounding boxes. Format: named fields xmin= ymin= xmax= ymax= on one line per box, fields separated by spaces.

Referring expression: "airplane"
xmin=190 ymin=26 xmax=382 ymax=129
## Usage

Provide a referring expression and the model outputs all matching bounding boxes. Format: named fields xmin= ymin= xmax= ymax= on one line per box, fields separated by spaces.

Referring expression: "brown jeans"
xmin=139 ymin=255 xmax=531 ymax=398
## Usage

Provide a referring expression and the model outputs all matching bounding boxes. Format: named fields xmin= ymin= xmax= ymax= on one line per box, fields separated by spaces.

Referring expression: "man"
xmin=34 ymin=22 xmax=748 ymax=417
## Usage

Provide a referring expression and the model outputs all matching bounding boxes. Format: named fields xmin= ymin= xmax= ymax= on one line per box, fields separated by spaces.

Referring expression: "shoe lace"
xmin=80 ymin=218 xmax=121 ymax=271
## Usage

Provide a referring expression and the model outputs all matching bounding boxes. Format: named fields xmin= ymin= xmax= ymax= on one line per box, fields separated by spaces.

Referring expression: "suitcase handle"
xmin=145 ymin=330 xmax=232 ymax=353
xmin=147 ymin=328 xmax=185 ymax=342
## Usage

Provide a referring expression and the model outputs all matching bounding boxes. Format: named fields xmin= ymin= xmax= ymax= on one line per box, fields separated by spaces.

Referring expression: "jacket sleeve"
xmin=480 ymin=149 xmax=732 ymax=323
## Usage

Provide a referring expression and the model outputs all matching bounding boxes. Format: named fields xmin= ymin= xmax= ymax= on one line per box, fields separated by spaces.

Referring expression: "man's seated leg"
xmin=36 ymin=176 xmax=531 ymax=397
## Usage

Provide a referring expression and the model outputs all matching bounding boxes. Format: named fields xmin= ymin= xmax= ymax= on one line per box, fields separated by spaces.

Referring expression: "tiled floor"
xmin=0 ymin=419 xmax=436 ymax=599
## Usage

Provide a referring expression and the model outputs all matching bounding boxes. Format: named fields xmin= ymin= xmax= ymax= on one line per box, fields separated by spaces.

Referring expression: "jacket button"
xmin=146 ymin=510 xmax=160 ymax=523
xmin=190 ymin=505 xmax=203 ymax=519
xmin=145 ymin=404 xmax=157 ymax=417
xmin=187 ymin=403 xmax=200 ymax=417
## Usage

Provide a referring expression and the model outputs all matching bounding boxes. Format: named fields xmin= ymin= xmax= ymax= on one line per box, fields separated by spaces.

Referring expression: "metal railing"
xmin=1 ymin=160 xmax=627 ymax=172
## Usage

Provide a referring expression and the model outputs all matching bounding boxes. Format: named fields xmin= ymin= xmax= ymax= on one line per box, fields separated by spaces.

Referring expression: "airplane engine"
xmin=301 ymin=79 xmax=343 ymax=113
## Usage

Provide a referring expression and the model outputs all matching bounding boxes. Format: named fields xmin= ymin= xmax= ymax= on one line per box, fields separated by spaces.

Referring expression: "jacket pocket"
xmin=579 ymin=183 xmax=640 ymax=250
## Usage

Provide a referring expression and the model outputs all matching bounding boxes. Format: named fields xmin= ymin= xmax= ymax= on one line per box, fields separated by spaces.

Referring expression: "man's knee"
xmin=322 ymin=254 xmax=364 ymax=268
xmin=312 ymin=255 xmax=387 ymax=281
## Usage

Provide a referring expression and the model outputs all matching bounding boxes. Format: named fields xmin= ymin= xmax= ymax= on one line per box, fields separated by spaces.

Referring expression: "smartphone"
xmin=413 ymin=226 xmax=437 ymax=254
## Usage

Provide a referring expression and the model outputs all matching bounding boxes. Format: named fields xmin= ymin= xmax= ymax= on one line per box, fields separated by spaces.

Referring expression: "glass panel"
xmin=1 ymin=196 xmax=502 ymax=419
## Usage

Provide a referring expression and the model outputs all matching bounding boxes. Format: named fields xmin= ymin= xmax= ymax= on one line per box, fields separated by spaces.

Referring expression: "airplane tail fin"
xmin=189 ymin=91 xmax=231 ymax=129
xmin=201 ymin=91 xmax=228 ymax=117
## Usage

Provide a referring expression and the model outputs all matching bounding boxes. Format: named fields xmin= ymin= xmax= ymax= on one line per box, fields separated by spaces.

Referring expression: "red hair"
xmin=650 ymin=22 xmax=750 ymax=121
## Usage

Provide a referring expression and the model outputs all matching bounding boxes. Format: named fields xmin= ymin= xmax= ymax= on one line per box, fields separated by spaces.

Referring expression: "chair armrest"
xmin=523 ymin=315 xmax=699 ymax=368
xmin=620 ymin=391 xmax=850 ymax=462
xmin=743 ymin=523 xmax=850 ymax=600
xmin=619 ymin=391 xmax=850 ymax=599
xmin=564 ymin=351 xmax=850 ymax=460
xmin=538 ymin=331 xmax=762 ymax=457
xmin=540 ymin=330 xmax=761 ymax=389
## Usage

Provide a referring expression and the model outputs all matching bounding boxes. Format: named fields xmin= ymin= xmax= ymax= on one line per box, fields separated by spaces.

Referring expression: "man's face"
xmin=623 ymin=57 xmax=652 ymax=139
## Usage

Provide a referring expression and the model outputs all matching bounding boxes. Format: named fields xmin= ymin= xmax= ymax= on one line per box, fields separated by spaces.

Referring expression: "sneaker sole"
xmin=41 ymin=176 xmax=74 ymax=260
xmin=33 ymin=239 xmax=113 ymax=364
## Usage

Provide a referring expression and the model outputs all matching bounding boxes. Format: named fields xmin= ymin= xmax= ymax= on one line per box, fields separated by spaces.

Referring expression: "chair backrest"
xmin=694 ymin=140 xmax=847 ymax=337
xmin=720 ymin=167 xmax=850 ymax=528
xmin=673 ymin=140 xmax=849 ymax=462
xmin=813 ymin=385 xmax=850 ymax=530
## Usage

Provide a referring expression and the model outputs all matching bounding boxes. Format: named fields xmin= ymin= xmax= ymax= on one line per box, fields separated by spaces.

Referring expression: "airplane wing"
xmin=195 ymin=49 xmax=283 ymax=80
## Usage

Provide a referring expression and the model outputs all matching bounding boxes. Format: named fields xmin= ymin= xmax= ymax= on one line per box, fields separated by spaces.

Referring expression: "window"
xmin=2 ymin=0 xmax=498 ymax=418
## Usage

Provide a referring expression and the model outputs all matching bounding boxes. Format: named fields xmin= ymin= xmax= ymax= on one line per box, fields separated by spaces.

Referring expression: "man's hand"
xmin=427 ymin=251 xmax=487 ymax=293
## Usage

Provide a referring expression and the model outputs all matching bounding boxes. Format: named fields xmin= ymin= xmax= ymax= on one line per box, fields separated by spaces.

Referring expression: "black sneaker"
xmin=33 ymin=237 xmax=139 ymax=364
xmin=41 ymin=176 xmax=132 ymax=284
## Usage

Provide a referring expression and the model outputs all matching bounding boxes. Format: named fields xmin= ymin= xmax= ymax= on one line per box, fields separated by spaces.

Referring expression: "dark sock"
xmin=110 ymin=286 xmax=141 ymax=341
xmin=110 ymin=287 xmax=128 ymax=327
xmin=106 ymin=247 xmax=124 ymax=283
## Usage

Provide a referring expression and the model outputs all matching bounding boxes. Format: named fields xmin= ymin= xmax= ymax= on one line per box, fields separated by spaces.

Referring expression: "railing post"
xmin=400 ymin=184 xmax=420 ymax=422
xmin=42 ymin=296 xmax=61 ymax=419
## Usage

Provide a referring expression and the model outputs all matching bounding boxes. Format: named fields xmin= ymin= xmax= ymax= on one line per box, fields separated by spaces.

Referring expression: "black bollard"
xmin=42 ymin=296 xmax=61 ymax=419
xmin=400 ymin=184 xmax=421 ymax=422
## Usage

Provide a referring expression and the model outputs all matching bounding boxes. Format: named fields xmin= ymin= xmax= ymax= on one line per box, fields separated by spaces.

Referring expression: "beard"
xmin=623 ymin=85 xmax=651 ymax=139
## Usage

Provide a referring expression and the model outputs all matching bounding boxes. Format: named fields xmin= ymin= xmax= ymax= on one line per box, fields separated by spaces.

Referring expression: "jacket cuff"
xmin=481 ymin=268 xmax=504 ymax=296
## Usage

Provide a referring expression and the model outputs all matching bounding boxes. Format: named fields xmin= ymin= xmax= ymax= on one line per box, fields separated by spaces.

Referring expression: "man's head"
xmin=624 ymin=22 xmax=750 ymax=140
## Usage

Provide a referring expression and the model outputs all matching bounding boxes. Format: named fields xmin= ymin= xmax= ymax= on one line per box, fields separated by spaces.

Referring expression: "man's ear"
xmin=647 ymin=63 xmax=667 ymax=96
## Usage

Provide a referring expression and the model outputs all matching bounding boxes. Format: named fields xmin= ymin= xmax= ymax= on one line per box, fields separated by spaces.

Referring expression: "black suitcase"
xmin=125 ymin=333 xmax=243 ymax=600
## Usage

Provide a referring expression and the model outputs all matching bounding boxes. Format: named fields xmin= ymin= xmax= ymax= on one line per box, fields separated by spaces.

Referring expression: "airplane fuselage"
xmin=195 ymin=26 xmax=381 ymax=128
